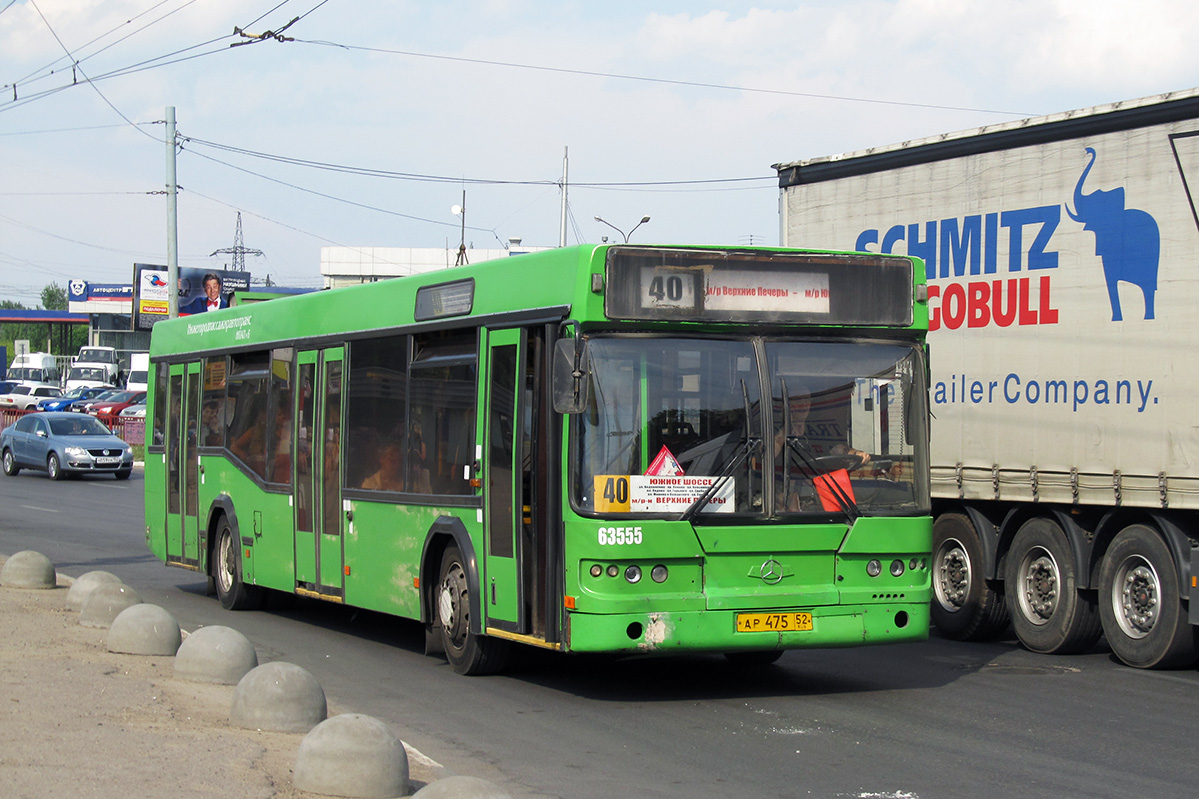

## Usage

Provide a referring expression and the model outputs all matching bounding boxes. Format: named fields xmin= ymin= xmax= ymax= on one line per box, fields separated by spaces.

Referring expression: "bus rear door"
xmin=165 ymin=361 xmax=202 ymax=568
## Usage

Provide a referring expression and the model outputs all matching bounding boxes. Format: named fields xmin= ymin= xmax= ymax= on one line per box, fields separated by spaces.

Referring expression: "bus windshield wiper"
xmin=680 ymin=379 xmax=759 ymax=522
xmin=678 ymin=436 xmax=761 ymax=522
xmin=781 ymin=379 xmax=859 ymax=522
xmin=785 ymin=437 xmax=860 ymax=523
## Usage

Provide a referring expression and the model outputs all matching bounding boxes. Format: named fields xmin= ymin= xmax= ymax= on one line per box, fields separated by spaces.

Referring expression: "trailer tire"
xmin=1098 ymin=524 xmax=1198 ymax=669
xmin=1005 ymin=518 xmax=1101 ymax=654
xmin=436 ymin=545 xmax=509 ymax=675
xmin=931 ymin=513 xmax=1009 ymax=640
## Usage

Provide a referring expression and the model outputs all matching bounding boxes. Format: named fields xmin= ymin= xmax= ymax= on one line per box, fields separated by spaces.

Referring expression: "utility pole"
xmin=166 ymin=106 xmax=179 ymax=318
xmin=559 ymin=146 xmax=569 ymax=248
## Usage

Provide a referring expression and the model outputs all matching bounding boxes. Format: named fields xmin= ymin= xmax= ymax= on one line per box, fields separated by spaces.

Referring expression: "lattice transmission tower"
xmin=210 ymin=212 xmax=263 ymax=271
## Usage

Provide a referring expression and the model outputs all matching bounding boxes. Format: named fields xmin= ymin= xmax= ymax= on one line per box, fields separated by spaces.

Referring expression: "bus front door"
xmin=295 ymin=348 xmax=345 ymax=600
xmin=165 ymin=362 xmax=202 ymax=568
xmin=481 ymin=328 xmax=550 ymax=639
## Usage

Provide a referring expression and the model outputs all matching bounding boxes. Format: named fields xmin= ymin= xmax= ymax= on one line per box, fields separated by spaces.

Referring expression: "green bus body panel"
xmin=564 ymin=602 xmax=931 ymax=653
xmin=343 ymin=501 xmax=477 ymax=618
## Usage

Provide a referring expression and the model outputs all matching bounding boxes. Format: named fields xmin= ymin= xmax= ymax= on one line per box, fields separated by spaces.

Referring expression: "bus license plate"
xmin=735 ymin=612 xmax=813 ymax=632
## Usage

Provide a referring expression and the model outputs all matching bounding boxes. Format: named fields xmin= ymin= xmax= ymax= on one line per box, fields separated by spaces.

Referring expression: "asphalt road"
xmin=2 ymin=467 xmax=1197 ymax=799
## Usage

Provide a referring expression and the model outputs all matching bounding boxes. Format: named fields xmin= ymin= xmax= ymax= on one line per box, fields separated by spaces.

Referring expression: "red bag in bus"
xmin=814 ymin=469 xmax=855 ymax=512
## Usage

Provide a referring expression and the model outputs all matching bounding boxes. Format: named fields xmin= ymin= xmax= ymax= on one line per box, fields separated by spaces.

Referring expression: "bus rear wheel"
xmin=213 ymin=518 xmax=264 ymax=611
xmin=930 ymin=513 xmax=1008 ymax=640
xmin=1098 ymin=524 xmax=1198 ymax=669
xmin=1005 ymin=518 xmax=1101 ymax=655
xmin=436 ymin=545 xmax=508 ymax=676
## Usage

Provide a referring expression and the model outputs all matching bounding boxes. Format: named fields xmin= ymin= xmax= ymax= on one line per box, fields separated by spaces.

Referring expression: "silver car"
xmin=1 ymin=412 xmax=134 ymax=480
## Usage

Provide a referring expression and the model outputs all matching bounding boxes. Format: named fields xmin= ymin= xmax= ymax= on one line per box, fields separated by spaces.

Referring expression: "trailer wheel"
xmin=436 ymin=545 xmax=509 ymax=675
xmin=931 ymin=513 xmax=1009 ymax=640
xmin=213 ymin=517 xmax=264 ymax=611
xmin=1005 ymin=518 xmax=1101 ymax=654
xmin=1098 ymin=524 xmax=1198 ymax=669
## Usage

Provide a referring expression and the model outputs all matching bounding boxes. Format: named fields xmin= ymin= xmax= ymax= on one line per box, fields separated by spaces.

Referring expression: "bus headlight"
xmin=624 ymin=565 xmax=642 ymax=583
xmin=651 ymin=564 xmax=669 ymax=583
xmin=866 ymin=559 xmax=882 ymax=577
xmin=890 ymin=559 xmax=905 ymax=577
xmin=590 ymin=564 xmax=603 ymax=578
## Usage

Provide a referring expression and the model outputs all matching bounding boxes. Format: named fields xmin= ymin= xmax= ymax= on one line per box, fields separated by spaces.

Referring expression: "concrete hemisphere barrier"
xmin=79 ymin=583 xmax=143 ymax=628
xmin=0 ymin=550 xmax=56 ymax=589
xmin=230 ymin=661 xmax=327 ymax=733
xmin=174 ymin=625 xmax=259 ymax=685
xmin=293 ymin=713 xmax=409 ymax=799
xmin=107 ymin=603 xmax=183 ymax=656
xmin=66 ymin=570 xmax=123 ymax=611
xmin=412 ymin=776 xmax=514 ymax=799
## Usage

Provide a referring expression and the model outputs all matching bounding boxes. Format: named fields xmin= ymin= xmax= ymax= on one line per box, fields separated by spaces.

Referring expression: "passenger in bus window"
xmin=362 ymin=442 xmax=404 ymax=492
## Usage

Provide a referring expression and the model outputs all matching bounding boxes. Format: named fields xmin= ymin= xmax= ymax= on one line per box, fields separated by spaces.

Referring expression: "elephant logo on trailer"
xmin=1065 ymin=147 xmax=1160 ymax=321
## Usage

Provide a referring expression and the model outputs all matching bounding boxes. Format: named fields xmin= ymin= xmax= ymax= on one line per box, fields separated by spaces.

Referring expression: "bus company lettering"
xmin=855 ymin=205 xmax=1062 ymax=331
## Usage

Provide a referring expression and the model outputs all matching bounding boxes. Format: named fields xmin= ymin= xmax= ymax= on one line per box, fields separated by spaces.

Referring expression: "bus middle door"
xmin=295 ymin=348 xmax=345 ymax=600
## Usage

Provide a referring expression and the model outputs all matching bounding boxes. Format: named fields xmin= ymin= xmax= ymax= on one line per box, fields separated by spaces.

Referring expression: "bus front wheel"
xmin=213 ymin=518 xmax=263 ymax=611
xmin=436 ymin=545 xmax=508 ymax=676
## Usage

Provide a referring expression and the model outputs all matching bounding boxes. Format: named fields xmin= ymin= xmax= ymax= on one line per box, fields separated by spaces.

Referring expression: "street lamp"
xmin=594 ymin=215 xmax=650 ymax=243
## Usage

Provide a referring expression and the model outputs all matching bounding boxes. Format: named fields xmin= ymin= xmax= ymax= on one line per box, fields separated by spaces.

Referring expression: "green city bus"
xmin=145 ymin=244 xmax=932 ymax=674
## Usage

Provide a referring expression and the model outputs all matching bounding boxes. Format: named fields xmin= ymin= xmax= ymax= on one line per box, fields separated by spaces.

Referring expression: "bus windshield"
xmin=572 ymin=335 xmax=929 ymax=520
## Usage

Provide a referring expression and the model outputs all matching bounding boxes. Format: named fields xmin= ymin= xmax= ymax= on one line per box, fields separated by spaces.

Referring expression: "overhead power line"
xmin=180 ymin=135 xmax=776 ymax=188
xmin=292 ymin=38 xmax=1035 ymax=118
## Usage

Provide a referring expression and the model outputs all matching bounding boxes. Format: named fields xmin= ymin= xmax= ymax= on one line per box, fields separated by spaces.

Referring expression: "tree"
xmin=41 ymin=283 xmax=67 ymax=311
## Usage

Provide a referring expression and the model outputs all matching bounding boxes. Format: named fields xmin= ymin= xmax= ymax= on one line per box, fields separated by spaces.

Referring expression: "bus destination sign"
xmin=604 ymin=247 xmax=914 ymax=327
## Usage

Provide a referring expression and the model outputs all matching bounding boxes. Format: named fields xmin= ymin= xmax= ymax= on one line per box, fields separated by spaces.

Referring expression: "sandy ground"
xmin=0 ymin=562 xmax=444 ymax=799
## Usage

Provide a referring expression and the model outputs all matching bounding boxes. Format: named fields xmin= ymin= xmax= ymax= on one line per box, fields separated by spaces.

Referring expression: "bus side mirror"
xmin=552 ymin=337 xmax=590 ymax=414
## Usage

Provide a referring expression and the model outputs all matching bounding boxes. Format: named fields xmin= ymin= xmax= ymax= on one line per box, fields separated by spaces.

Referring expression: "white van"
xmin=126 ymin=352 xmax=149 ymax=393
xmin=65 ymin=346 xmax=120 ymax=390
xmin=7 ymin=352 xmax=60 ymax=386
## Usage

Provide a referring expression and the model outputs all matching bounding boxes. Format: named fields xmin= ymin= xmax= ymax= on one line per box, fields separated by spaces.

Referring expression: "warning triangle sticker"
xmin=645 ymin=445 xmax=684 ymax=476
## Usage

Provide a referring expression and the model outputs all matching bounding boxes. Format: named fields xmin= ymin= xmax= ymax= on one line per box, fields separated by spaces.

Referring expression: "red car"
xmin=86 ymin=391 xmax=147 ymax=421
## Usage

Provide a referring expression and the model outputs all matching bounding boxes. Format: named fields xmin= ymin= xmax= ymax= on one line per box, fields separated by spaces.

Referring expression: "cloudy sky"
xmin=2 ymin=0 xmax=1197 ymax=304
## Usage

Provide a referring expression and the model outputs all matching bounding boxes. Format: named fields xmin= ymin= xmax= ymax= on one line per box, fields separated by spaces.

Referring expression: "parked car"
xmin=36 ymin=386 xmax=110 ymax=412
xmin=0 ymin=411 xmax=134 ymax=480
xmin=119 ymin=403 xmax=146 ymax=418
xmin=0 ymin=384 xmax=63 ymax=411
xmin=87 ymin=391 xmax=146 ymax=419
xmin=72 ymin=389 xmax=125 ymax=414
xmin=0 ymin=380 xmax=17 ymax=396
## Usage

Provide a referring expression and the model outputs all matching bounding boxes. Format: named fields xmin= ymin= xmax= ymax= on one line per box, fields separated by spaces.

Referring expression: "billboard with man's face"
xmin=132 ymin=264 xmax=251 ymax=330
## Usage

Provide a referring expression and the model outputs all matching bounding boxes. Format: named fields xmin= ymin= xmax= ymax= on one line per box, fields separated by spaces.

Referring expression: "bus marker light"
xmin=564 ymin=596 xmax=576 ymax=609
xmin=413 ymin=578 xmax=420 ymax=589
xmin=607 ymin=565 xmax=619 ymax=577
xmin=345 ymin=565 xmax=351 ymax=576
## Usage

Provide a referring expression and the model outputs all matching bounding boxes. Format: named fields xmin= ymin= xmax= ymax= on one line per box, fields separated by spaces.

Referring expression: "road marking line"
xmin=20 ymin=505 xmax=60 ymax=513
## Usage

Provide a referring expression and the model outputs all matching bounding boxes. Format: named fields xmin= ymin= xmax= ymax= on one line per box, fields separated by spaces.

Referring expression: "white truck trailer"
xmin=775 ymin=89 xmax=1199 ymax=668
